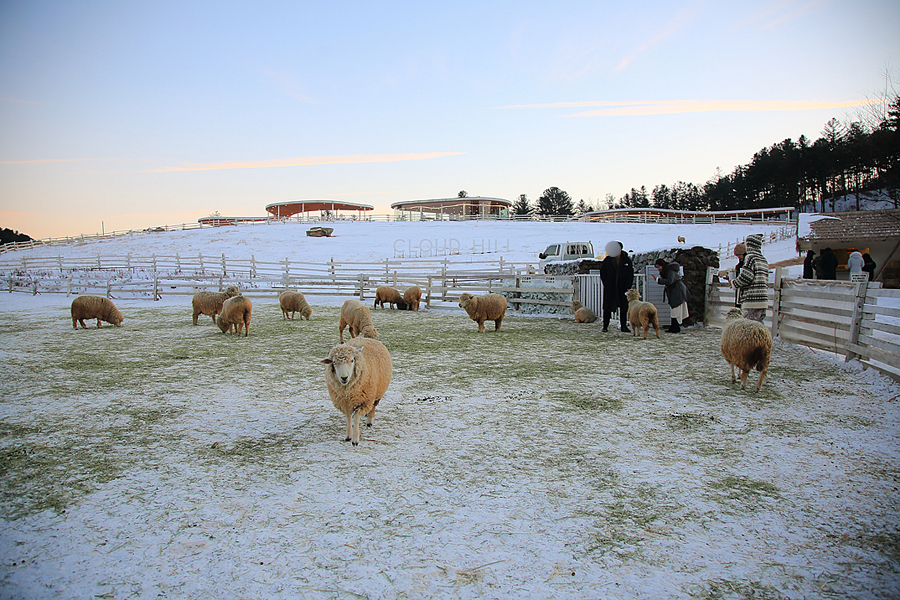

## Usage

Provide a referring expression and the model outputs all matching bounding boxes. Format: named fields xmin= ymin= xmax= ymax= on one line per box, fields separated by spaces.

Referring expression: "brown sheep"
xmin=720 ymin=307 xmax=772 ymax=392
xmin=677 ymin=236 xmax=686 ymax=244
xmin=403 ymin=286 xmax=422 ymax=311
xmin=321 ymin=337 xmax=392 ymax=446
xmin=217 ymin=295 xmax=252 ymax=337
xmin=571 ymin=300 xmax=597 ymax=323
xmin=626 ymin=288 xmax=660 ymax=339
xmin=71 ymin=296 xmax=124 ymax=329
xmin=458 ymin=292 xmax=507 ymax=333
xmin=279 ymin=290 xmax=311 ymax=320
xmin=374 ymin=286 xmax=407 ymax=310
xmin=339 ymin=299 xmax=377 ymax=342
xmin=192 ymin=285 xmax=239 ymax=325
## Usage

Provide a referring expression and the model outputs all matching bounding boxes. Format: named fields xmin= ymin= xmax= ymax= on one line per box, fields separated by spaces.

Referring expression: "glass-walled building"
xmin=391 ymin=197 xmax=511 ymax=221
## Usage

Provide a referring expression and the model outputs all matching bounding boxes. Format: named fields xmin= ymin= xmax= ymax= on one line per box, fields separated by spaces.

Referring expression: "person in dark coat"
xmin=652 ymin=258 xmax=691 ymax=333
xmin=862 ymin=253 xmax=876 ymax=280
xmin=802 ymin=250 xmax=816 ymax=279
xmin=819 ymin=247 xmax=838 ymax=280
xmin=599 ymin=240 xmax=634 ymax=333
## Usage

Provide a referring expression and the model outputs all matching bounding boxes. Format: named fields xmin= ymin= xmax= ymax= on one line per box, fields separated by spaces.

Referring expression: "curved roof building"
xmin=265 ymin=199 xmax=374 ymax=219
xmin=391 ymin=196 xmax=511 ymax=220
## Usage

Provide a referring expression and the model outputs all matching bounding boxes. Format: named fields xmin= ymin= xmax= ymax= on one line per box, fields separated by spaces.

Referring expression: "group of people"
xmin=598 ymin=240 xmax=692 ymax=334
xmin=802 ymin=248 xmax=876 ymax=280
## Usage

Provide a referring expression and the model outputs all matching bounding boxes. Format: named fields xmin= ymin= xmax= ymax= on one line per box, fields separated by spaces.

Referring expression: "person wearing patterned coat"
xmin=731 ymin=233 xmax=769 ymax=323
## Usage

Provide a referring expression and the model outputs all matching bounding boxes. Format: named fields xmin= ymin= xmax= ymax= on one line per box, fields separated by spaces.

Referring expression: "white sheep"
xmin=458 ymin=292 xmax=507 ymax=333
xmin=626 ymin=288 xmax=660 ymax=339
xmin=339 ymin=299 xmax=377 ymax=342
xmin=217 ymin=295 xmax=252 ymax=337
xmin=71 ymin=296 xmax=124 ymax=329
xmin=374 ymin=286 xmax=407 ymax=310
xmin=571 ymin=300 xmax=597 ymax=323
xmin=192 ymin=285 xmax=239 ymax=325
xmin=403 ymin=286 xmax=422 ymax=311
xmin=279 ymin=290 xmax=311 ymax=320
xmin=321 ymin=337 xmax=392 ymax=446
xmin=720 ymin=307 xmax=772 ymax=392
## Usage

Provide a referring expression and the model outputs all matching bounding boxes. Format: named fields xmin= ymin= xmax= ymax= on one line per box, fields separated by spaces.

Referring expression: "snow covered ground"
xmin=1 ymin=219 xmax=898 ymax=599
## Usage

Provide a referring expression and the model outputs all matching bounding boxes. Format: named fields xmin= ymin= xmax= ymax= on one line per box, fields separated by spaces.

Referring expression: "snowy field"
xmin=1 ymin=220 xmax=899 ymax=599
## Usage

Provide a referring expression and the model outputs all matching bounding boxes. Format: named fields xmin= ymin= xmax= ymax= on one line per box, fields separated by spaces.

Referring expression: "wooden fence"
xmin=706 ymin=268 xmax=900 ymax=382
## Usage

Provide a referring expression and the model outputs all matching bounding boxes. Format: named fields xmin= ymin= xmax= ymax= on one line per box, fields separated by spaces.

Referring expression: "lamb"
xmin=321 ymin=337 xmax=392 ymax=446
xmin=458 ymin=292 xmax=507 ymax=333
xmin=339 ymin=299 xmax=377 ymax=342
xmin=677 ymin=236 xmax=686 ymax=244
xmin=71 ymin=296 xmax=124 ymax=329
xmin=192 ymin=285 xmax=239 ymax=325
xmin=279 ymin=290 xmax=312 ymax=320
xmin=720 ymin=307 xmax=772 ymax=392
xmin=571 ymin=300 xmax=597 ymax=323
xmin=403 ymin=286 xmax=422 ymax=311
xmin=626 ymin=288 xmax=660 ymax=339
xmin=374 ymin=286 xmax=407 ymax=310
xmin=217 ymin=295 xmax=252 ymax=336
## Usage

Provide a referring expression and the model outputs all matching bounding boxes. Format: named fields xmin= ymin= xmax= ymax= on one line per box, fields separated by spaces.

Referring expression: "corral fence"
xmin=706 ymin=268 xmax=900 ymax=382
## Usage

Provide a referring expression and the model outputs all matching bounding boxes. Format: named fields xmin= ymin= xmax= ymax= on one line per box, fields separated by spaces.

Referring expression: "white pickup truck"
xmin=538 ymin=241 xmax=595 ymax=268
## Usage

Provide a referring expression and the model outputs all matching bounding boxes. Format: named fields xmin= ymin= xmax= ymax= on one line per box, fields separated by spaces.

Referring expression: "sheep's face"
xmin=322 ymin=346 xmax=363 ymax=385
xmin=458 ymin=293 xmax=474 ymax=309
xmin=225 ymin=286 xmax=239 ymax=298
xmin=109 ymin=310 xmax=124 ymax=326
xmin=572 ymin=301 xmax=583 ymax=311
xmin=725 ymin=307 xmax=744 ymax=321
xmin=626 ymin=289 xmax=640 ymax=302
xmin=216 ymin=317 xmax=230 ymax=333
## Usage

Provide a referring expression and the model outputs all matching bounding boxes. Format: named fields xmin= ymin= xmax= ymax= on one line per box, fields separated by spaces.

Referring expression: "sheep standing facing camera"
xmin=720 ymin=307 xmax=772 ymax=392
xmin=321 ymin=337 xmax=392 ymax=446
xmin=458 ymin=292 xmax=507 ymax=332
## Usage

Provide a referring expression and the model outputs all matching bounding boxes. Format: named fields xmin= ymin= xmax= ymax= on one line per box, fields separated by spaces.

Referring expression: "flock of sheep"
xmin=67 ymin=279 xmax=772 ymax=446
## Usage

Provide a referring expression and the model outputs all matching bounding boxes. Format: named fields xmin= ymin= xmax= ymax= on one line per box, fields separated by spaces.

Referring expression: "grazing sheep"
xmin=217 ymin=295 xmax=252 ymax=336
xmin=720 ymin=307 xmax=772 ymax=392
xmin=192 ymin=285 xmax=239 ymax=325
xmin=403 ymin=286 xmax=422 ymax=311
xmin=458 ymin=292 xmax=507 ymax=333
xmin=373 ymin=286 xmax=407 ymax=310
xmin=571 ymin=300 xmax=597 ymax=323
xmin=626 ymin=288 xmax=660 ymax=339
xmin=677 ymin=236 xmax=686 ymax=244
xmin=339 ymin=299 xmax=377 ymax=342
xmin=321 ymin=337 xmax=392 ymax=446
xmin=71 ymin=296 xmax=123 ymax=329
xmin=279 ymin=290 xmax=311 ymax=320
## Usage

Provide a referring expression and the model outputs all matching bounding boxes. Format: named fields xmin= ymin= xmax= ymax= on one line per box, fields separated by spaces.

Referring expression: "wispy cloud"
xmin=143 ymin=152 xmax=465 ymax=173
xmin=616 ymin=3 xmax=701 ymax=71
xmin=0 ymin=158 xmax=86 ymax=165
xmin=499 ymin=98 xmax=884 ymax=117
xmin=739 ymin=0 xmax=828 ymax=29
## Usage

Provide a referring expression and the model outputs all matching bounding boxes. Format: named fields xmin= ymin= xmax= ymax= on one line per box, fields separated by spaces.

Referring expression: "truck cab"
xmin=539 ymin=241 xmax=594 ymax=268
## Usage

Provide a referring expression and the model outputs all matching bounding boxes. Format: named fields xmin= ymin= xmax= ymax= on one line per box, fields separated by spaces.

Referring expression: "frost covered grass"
xmin=1 ymin=298 xmax=899 ymax=599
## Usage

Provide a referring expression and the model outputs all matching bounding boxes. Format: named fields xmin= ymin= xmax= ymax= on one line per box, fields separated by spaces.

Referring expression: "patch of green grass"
xmin=545 ymin=390 xmax=624 ymax=411
xmin=708 ymin=475 xmax=780 ymax=510
xmin=692 ymin=578 xmax=789 ymax=600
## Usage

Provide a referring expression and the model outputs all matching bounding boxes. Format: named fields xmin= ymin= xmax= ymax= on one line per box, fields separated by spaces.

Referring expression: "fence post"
xmin=153 ymin=271 xmax=159 ymax=300
xmin=174 ymin=252 xmax=179 ymax=273
xmin=393 ymin=270 xmax=398 ymax=287
xmin=283 ymin=257 xmax=290 ymax=288
xmin=199 ymin=252 xmax=204 ymax=275
xmin=329 ymin=257 xmax=336 ymax=284
xmin=251 ymin=255 xmax=256 ymax=279
xmin=106 ymin=278 xmax=113 ymax=298
xmin=704 ymin=267 xmax=718 ymax=326
xmin=358 ymin=274 xmax=367 ymax=300
xmin=221 ymin=253 xmax=227 ymax=277
xmin=771 ymin=267 xmax=783 ymax=338
xmin=441 ymin=262 xmax=448 ymax=301
xmin=426 ymin=275 xmax=433 ymax=308
xmin=845 ymin=280 xmax=870 ymax=362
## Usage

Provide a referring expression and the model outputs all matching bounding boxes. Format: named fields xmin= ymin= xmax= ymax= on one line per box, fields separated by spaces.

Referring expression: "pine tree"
xmin=512 ymin=194 xmax=532 ymax=216
xmin=537 ymin=187 xmax=575 ymax=217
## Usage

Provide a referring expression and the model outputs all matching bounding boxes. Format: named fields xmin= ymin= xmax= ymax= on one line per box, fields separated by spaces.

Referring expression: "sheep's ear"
xmin=354 ymin=347 xmax=364 ymax=357
xmin=321 ymin=358 xmax=333 ymax=364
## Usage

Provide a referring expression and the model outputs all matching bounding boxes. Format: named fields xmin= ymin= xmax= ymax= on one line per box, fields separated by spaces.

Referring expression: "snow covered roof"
xmin=797 ymin=209 xmax=900 ymax=244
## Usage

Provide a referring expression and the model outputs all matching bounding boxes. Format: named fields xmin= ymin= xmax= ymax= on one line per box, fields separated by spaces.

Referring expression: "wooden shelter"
xmin=265 ymin=200 xmax=374 ymax=220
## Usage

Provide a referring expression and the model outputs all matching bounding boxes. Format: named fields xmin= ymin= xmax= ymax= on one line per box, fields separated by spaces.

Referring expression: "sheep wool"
xmin=626 ymin=288 xmax=660 ymax=339
xmin=192 ymin=285 xmax=240 ymax=325
xmin=279 ymin=290 xmax=312 ymax=320
xmin=71 ymin=296 xmax=124 ymax=329
xmin=217 ymin=295 xmax=252 ymax=337
xmin=339 ymin=299 xmax=377 ymax=342
xmin=403 ymin=286 xmax=422 ymax=311
xmin=720 ymin=307 xmax=772 ymax=392
xmin=458 ymin=292 xmax=507 ymax=333
xmin=571 ymin=300 xmax=597 ymax=323
xmin=321 ymin=337 xmax=392 ymax=446
xmin=374 ymin=286 xmax=407 ymax=310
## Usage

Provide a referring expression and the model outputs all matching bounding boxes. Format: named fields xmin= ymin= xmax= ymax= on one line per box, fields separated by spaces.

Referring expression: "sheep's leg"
xmin=494 ymin=317 xmax=502 ymax=331
xmin=755 ymin=367 xmax=768 ymax=392
xmin=740 ymin=369 xmax=749 ymax=390
xmin=345 ymin=414 xmax=353 ymax=442
xmin=210 ymin=314 xmax=217 ymax=324
xmin=730 ymin=362 xmax=736 ymax=384
xmin=367 ymin=400 xmax=379 ymax=427
xmin=96 ymin=318 xmax=102 ymax=328
xmin=477 ymin=319 xmax=485 ymax=333
xmin=351 ymin=410 xmax=362 ymax=446
xmin=192 ymin=312 xmax=200 ymax=325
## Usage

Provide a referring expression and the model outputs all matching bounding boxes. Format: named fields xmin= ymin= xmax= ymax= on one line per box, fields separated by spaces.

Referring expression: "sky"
xmin=1 ymin=0 xmax=899 ymax=239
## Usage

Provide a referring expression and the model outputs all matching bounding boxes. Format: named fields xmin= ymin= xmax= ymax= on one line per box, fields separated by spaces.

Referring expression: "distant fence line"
xmin=0 ymin=213 xmax=797 ymax=255
xmin=705 ymin=268 xmax=900 ymax=383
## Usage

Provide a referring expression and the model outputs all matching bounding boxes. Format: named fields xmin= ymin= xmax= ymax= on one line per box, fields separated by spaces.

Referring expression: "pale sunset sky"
xmin=1 ymin=0 xmax=898 ymax=239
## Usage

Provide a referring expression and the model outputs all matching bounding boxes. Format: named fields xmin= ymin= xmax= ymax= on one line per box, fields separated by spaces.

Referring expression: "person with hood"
xmin=862 ymin=253 xmax=877 ymax=279
xmin=599 ymin=240 xmax=634 ymax=333
xmin=652 ymin=258 xmax=690 ymax=333
xmin=802 ymin=250 xmax=816 ymax=279
xmin=848 ymin=250 xmax=864 ymax=276
xmin=819 ymin=247 xmax=838 ymax=280
xmin=730 ymin=233 xmax=769 ymax=323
